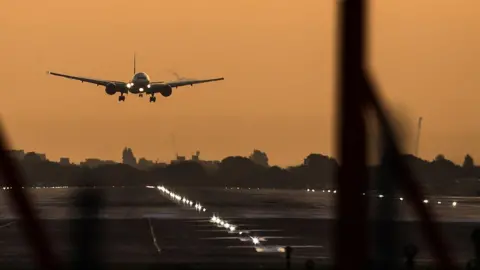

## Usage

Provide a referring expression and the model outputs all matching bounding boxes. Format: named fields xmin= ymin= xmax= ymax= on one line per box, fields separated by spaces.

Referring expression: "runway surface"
xmin=0 ymin=186 xmax=478 ymax=267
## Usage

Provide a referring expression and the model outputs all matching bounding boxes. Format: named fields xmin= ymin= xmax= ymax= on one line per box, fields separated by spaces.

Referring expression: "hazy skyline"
xmin=1 ymin=0 xmax=479 ymax=166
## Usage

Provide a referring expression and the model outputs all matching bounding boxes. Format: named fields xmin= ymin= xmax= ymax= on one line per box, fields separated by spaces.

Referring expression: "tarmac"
xmin=0 ymin=186 xmax=478 ymax=268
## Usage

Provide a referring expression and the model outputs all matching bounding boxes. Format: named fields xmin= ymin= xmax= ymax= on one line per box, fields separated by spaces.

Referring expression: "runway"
xmin=0 ymin=186 xmax=478 ymax=267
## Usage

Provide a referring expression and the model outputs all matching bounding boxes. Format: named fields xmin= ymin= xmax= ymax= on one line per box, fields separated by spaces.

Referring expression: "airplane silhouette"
xmin=46 ymin=54 xmax=224 ymax=103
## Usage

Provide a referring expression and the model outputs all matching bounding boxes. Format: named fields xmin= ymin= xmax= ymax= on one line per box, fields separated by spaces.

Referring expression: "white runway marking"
xmin=147 ymin=218 xmax=161 ymax=254
xmin=0 ymin=221 xmax=15 ymax=229
xmin=196 ymin=229 xmax=283 ymax=232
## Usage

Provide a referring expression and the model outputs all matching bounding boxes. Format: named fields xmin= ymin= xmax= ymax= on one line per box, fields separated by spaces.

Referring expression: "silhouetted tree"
xmin=463 ymin=154 xmax=475 ymax=169
xmin=12 ymin=149 xmax=480 ymax=196
xmin=461 ymin=154 xmax=476 ymax=179
xmin=264 ymin=166 xmax=292 ymax=188
xmin=165 ymin=161 xmax=208 ymax=186
xmin=218 ymin=156 xmax=266 ymax=187
xmin=433 ymin=154 xmax=456 ymax=168
xmin=302 ymin=153 xmax=337 ymax=189
xmin=304 ymin=153 xmax=333 ymax=167
xmin=92 ymin=164 xmax=148 ymax=186
xmin=428 ymin=154 xmax=462 ymax=194
xmin=122 ymin=147 xmax=137 ymax=167
xmin=249 ymin=149 xmax=269 ymax=167
xmin=434 ymin=154 xmax=446 ymax=162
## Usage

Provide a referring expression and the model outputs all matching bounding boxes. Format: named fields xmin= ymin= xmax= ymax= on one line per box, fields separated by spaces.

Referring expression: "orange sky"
xmin=1 ymin=0 xmax=479 ymax=166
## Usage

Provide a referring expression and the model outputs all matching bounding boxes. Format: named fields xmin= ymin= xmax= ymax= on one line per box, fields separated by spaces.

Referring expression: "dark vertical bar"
xmin=285 ymin=246 xmax=292 ymax=270
xmin=70 ymin=183 xmax=104 ymax=270
xmin=362 ymin=76 xmax=455 ymax=270
xmin=374 ymin=127 xmax=398 ymax=269
xmin=0 ymin=124 xmax=58 ymax=270
xmin=334 ymin=0 xmax=369 ymax=269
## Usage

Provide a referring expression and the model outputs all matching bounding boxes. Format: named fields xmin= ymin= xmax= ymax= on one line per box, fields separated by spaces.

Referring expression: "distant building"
xmin=80 ymin=158 xmax=116 ymax=168
xmin=169 ymin=150 xmax=219 ymax=172
xmin=198 ymin=160 xmax=220 ymax=174
xmin=138 ymin=158 xmax=156 ymax=170
xmin=24 ymin=152 xmax=45 ymax=163
xmin=37 ymin=153 xmax=47 ymax=161
xmin=171 ymin=154 xmax=186 ymax=164
xmin=8 ymin=150 xmax=25 ymax=161
xmin=153 ymin=162 xmax=168 ymax=168
xmin=191 ymin=151 xmax=201 ymax=161
xmin=59 ymin=157 xmax=70 ymax=165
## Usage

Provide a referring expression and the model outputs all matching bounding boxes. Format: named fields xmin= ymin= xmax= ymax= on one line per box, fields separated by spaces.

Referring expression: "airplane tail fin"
xmin=133 ymin=53 xmax=136 ymax=75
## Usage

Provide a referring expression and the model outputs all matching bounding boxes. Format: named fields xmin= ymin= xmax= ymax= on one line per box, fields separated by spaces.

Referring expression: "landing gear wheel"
xmin=149 ymin=96 xmax=156 ymax=103
xmin=118 ymin=95 xmax=125 ymax=102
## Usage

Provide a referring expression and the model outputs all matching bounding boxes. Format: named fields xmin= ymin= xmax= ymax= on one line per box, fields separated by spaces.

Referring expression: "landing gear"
xmin=139 ymin=94 xmax=143 ymax=97
xmin=118 ymin=95 xmax=125 ymax=102
xmin=149 ymin=96 xmax=156 ymax=103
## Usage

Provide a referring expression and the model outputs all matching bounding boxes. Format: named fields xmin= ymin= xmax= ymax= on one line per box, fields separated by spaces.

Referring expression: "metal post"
xmin=334 ymin=0 xmax=369 ymax=269
xmin=0 ymin=124 xmax=59 ymax=270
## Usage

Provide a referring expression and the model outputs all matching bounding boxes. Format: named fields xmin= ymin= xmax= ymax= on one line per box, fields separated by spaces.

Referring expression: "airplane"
xmin=46 ymin=54 xmax=224 ymax=103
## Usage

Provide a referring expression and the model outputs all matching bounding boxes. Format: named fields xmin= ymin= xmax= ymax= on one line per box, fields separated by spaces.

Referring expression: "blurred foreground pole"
xmin=285 ymin=246 xmax=292 ymax=270
xmin=334 ymin=0 xmax=455 ymax=269
xmin=363 ymin=75 xmax=455 ymax=270
xmin=70 ymin=179 xmax=104 ymax=270
xmin=334 ymin=0 xmax=369 ymax=269
xmin=0 ymin=124 xmax=59 ymax=270
xmin=373 ymin=128 xmax=398 ymax=269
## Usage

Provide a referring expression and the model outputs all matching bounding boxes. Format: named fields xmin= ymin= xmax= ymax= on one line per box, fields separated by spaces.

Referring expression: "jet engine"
xmin=105 ymin=83 xmax=116 ymax=95
xmin=161 ymin=86 xmax=172 ymax=97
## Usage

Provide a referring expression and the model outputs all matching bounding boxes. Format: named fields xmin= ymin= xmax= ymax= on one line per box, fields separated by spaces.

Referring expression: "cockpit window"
xmin=135 ymin=73 xmax=148 ymax=80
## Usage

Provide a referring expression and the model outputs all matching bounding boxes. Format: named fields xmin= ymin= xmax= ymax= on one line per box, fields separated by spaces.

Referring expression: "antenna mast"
xmin=133 ymin=53 xmax=136 ymax=74
xmin=171 ymin=133 xmax=177 ymax=159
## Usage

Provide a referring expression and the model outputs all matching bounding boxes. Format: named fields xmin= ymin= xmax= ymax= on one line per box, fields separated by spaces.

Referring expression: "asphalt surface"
xmin=0 ymin=186 xmax=478 ymax=268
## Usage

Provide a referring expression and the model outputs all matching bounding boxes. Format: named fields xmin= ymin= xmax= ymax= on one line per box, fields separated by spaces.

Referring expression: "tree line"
xmin=12 ymin=151 xmax=480 ymax=196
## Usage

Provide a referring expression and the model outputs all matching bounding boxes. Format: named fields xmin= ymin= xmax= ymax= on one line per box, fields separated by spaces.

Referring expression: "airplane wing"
xmin=46 ymin=71 xmax=126 ymax=87
xmin=151 ymin=77 xmax=224 ymax=88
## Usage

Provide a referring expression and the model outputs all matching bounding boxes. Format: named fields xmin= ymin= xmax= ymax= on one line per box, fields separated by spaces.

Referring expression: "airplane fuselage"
xmin=46 ymin=53 xmax=224 ymax=103
xmin=127 ymin=72 xmax=151 ymax=94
